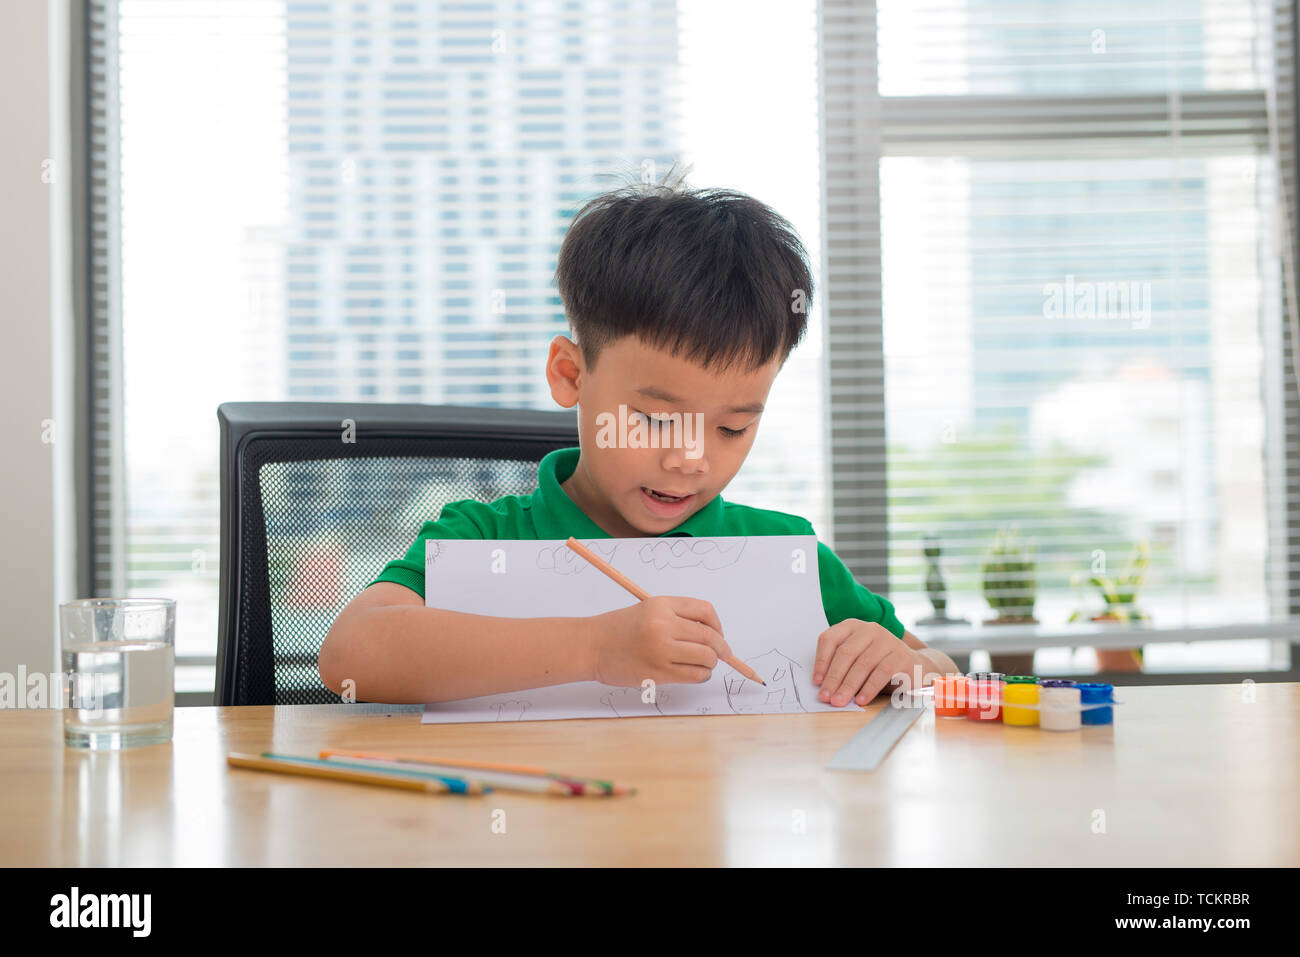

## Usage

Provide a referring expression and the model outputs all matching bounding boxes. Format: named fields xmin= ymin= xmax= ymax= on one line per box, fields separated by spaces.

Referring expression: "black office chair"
xmin=216 ymin=402 xmax=579 ymax=706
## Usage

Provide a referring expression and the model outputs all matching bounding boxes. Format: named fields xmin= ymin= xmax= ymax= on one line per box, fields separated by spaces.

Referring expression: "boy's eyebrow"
xmin=634 ymin=386 xmax=765 ymax=415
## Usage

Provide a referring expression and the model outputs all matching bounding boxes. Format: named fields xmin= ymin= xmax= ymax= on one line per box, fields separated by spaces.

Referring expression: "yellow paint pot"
xmin=1001 ymin=676 xmax=1039 ymax=726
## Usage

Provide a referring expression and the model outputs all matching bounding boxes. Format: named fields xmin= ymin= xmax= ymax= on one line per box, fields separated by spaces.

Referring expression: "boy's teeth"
xmin=646 ymin=488 xmax=684 ymax=502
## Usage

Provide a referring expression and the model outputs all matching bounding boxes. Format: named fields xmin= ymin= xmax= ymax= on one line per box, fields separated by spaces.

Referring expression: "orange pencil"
xmin=564 ymin=536 xmax=765 ymax=687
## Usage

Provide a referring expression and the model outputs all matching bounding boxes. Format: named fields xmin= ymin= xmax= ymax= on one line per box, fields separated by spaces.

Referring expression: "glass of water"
xmin=59 ymin=598 xmax=176 ymax=749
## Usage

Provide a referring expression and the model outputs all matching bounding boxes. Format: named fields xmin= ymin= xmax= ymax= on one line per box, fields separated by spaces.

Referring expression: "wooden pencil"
xmin=225 ymin=752 xmax=487 ymax=794
xmin=564 ymin=536 xmax=766 ymax=686
xmin=318 ymin=753 xmax=581 ymax=796
xmin=319 ymin=748 xmax=635 ymax=796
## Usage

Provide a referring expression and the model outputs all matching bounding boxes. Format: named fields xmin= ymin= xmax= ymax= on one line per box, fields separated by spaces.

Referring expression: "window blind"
xmin=821 ymin=0 xmax=1299 ymax=642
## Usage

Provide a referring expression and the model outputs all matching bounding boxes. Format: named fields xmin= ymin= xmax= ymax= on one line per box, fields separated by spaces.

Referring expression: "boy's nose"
xmin=661 ymin=445 xmax=710 ymax=475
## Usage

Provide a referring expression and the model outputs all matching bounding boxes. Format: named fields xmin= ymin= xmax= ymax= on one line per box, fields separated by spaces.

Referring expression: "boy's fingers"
xmin=667 ymin=596 xmax=725 ymax=637
xmin=855 ymin=661 xmax=898 ymax=705
xmin=677 ymin=618 xmax=734 ymax=662
xmin=668 ymin=663 xmax=714 ymax=685
xmin=817 ymin=643 xmax=861 ymax=701
xmin=823 ymin=636 xmax=893 ymax=704
xmin=668 ymin=636 xmax=720 ymax=671
xmin=814 ymin=621 xmax=854 ymax=683
xmin=827 ymin=653 xmax=876 ymax=706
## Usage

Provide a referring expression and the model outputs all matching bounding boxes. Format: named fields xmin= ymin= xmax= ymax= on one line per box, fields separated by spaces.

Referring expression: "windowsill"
xmin=174 ymin=616 xmax=1300 ymax=699
xmin=913 ymin=617 xmax=1300 ymax=652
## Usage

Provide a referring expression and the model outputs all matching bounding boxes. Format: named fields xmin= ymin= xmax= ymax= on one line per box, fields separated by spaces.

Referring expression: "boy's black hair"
xmin=554 ymin=166 xmax=813 ymax=373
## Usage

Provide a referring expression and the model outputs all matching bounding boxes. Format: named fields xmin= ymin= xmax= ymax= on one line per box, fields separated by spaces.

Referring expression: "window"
xmin=86 ymin=1 xmax=1300 ymax=691
xmin=86 ymin=0 xmax=825 ymax=693
xmin=832 ymin=0 xmax=1297 ymax=668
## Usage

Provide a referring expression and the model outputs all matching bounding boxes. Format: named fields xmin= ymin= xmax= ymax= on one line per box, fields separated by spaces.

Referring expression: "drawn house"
xmin=723 ymin=649 xmax=807 ymax=714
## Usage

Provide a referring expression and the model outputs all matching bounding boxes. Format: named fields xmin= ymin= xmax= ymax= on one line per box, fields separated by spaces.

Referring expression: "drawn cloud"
xmin=536 ymin=540 xmax=617 ymax=575
xmin=637 ymin=538 xmax=746 ymax=571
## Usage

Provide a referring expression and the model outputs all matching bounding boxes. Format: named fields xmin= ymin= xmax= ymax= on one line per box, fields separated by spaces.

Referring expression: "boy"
xmin=318 ymin=179 xmax=958 ymax=705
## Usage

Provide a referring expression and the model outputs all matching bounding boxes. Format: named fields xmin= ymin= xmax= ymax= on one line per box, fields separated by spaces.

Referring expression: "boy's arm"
xmin=318 ymin=582 xmax=731 ymax=704
xmin=318 ymin=582 xmax=602 ymax=704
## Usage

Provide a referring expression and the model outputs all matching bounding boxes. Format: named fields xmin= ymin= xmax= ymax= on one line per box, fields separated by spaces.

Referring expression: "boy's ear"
xmin=546 ymin=335 xmax=583 ymax=409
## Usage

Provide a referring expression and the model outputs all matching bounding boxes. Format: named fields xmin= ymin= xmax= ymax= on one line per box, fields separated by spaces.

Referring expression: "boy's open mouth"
xmin=639 ymin=486 xmax=696 ymax=518
xmin=641 ymin=487 xmax=694 ymax=503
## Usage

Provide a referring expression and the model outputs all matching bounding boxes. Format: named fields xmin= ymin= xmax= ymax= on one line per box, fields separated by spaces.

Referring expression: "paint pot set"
xmin=928 ymin=674 xmax=1118 ymax=731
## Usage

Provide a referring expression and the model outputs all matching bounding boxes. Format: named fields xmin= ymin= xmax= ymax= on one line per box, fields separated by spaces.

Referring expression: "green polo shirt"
xmin=370 ymin=446 xmax=905 ymax=638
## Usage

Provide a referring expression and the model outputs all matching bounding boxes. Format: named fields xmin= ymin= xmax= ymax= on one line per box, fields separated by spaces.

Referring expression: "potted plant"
xmin=981 ymin=526 xmax=1038 ymax=624
xmin=1068 ymin=541 xmax=1150 ymax=671
xmin=1067 ymin=541 xmax=1151 ymax=624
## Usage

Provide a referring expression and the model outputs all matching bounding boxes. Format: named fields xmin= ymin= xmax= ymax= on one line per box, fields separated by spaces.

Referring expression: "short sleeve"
xmin=367 ymin=499 xmax=490 ymax=599
xmin=813 ymin=536 xmax=907 ymax=639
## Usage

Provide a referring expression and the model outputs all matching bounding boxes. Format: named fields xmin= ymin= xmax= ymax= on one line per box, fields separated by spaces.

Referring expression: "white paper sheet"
xmin=420 ymin=535 xmax=859 ymax=723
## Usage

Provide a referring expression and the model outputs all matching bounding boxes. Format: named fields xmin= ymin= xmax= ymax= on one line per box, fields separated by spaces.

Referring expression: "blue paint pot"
xmin=1077 ymin=682 xmax=1114 ymax=725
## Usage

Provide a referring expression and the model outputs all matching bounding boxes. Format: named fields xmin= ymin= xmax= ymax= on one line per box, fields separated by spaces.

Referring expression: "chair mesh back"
xmin=233 ymin=435 xmax=562 ymax=705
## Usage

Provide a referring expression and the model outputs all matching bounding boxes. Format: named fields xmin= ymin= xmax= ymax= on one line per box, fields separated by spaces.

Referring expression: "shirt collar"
xmin=533 ymin=446 xmax=725 ymax=539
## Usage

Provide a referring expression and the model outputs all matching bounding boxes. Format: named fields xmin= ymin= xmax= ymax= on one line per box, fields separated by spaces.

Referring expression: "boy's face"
xmin=547 ymin=333 xmax=783 ymax=537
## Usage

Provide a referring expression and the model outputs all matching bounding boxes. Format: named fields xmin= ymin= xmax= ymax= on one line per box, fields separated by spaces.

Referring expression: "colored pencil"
xmin=225 ymin=751 xmax=488 ymax=794
xmin=565 ymin=536 xmax=765 ymax=686
xmin=319 ymin=748 xmax=636 ymax=796
xmin=318 ymin=753 xmax=582 ymax=796
xmin=260 ymin=751 xmax=489 ymax=793
xmin=267 ymin=752 xmax=489 ymax=791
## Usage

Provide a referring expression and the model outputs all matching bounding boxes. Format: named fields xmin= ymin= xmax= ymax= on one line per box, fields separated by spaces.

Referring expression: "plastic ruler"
xmin=826 ymin=702 xmax=927 ymax=771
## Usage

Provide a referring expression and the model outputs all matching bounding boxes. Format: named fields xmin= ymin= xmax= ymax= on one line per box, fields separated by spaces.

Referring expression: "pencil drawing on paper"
xmin=419 ymin=533 xmax=833 ymax=725
xmin=491 ymin=699 xmax=532 ymax=722
xmin=722 ymin=649 xmax=807 ymax=714
xmin=599 ymin=686 xmax=670 ymax=718
xmin=537 ymin=540 xmax=618 ymax=575
xmin=637 ymin=537 xmax=746 ymax=571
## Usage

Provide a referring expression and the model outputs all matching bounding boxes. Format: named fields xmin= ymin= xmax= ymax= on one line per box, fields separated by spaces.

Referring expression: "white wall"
xmin=0 ymin=0 xmax=72 ymax=679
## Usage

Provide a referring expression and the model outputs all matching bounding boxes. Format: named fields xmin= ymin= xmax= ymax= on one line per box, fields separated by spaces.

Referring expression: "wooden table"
xmin=3 ymin=683 xmax=1296 ymax=866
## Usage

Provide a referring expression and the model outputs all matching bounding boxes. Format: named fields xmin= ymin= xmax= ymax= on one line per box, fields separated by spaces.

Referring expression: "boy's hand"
xmin=588 ymin=596 xmax=733 ymax=688
xmin=813 ymin=619 xmax=922 ymax=706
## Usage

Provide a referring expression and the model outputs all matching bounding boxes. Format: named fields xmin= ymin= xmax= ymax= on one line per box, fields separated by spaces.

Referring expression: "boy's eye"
xmin=633 ymin=410 xmax=749 ymax=438
xmin=635 ymin=411 xmax=673 ymax=427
